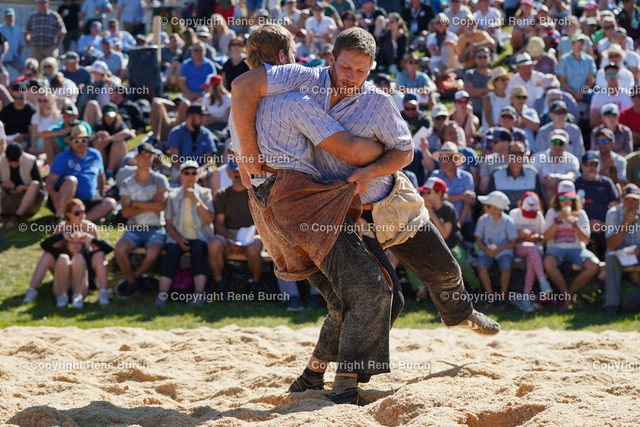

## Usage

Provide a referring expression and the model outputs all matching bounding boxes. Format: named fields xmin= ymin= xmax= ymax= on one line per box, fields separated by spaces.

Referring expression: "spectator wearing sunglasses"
xmin=594 ymin=127 xmax=627 ymax=191
xmin=508 ymin=85 xmax=539 ymax=150
xmin=464 ymin=47 xmax=492 ymax=120
xmin=531 ymin=128 xmax=579 ymax=207
xmin=506 ymin=53 xmax=547 ymax=110
xmin=396 ymin=53 xmax=436 ymax=108
xmin=595 ymin=43 xmax=634 ymax=91
xmin=535 ymin=100 xmax=584 ymax=159
xmin=603 ymin=183 xmax=640 ymax=317
xmin=0 ymin=83 xmax=36 ymax=147
xmin=542 ymin=180 xmax=601 ymax=311
xmin=590 ymin=103 xmax=633 ymax=156
xmin=45 ymin=123 xmax=116 ymax=224
xmin=590 ymin=62 xmax=633 ymax=128
xmin=457 ymin=17 xmax=494 ymax=70
xmin=156 ymin=160 xmax=215 ymax=306
xmin=449 ymin=90 xmax=478 ymax=146
xmin=575 ymin=150 xmax=620 ymax=261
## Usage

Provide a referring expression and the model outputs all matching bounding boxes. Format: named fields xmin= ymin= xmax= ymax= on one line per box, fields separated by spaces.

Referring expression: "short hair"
xmin=245 ymin=24 xmax=294 ymax=69
xmin=509 ymin=141 xmax=526 ymax=152
xmin=333 ymin=27 xmax=376 ymax=64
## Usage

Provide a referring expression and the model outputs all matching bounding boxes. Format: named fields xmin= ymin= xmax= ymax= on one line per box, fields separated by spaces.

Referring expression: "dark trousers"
xmin=159 ymin=240 xmax=208 ymax=279
xmin=308 ymin=217 xmax=393 ymax=375
xmin=388 ymin=220 xmax=474 ymax=326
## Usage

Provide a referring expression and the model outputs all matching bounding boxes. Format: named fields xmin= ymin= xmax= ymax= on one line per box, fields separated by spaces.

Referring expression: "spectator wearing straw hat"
xmin=595 ymin=43 xmax=634 ymax=91
xmin=590 ymin=103 xmax=633 ymax=156
xmin=507 ymin=53 xmax=547 ymax=109
xmin=46 ymin=123 xmax=116 ymax=224
xmin=528 ymin=36 xmax=557 ymax=75
xmin=603 ymin=183 xmax=640 ymax=317
xmin=482 ymin=68 xmax=513 ymax=129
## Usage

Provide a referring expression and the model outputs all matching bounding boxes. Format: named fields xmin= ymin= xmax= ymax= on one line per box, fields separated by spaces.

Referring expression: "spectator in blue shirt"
xmin=179 ymin=41 xmax=216 ymax=102
xmin=167 ymin=104 xmax=217 ymax=183
xmin=0 ymin=8 xmax=25 ymax=77
xmin=45 ymin=123 xmax=116 ymax=223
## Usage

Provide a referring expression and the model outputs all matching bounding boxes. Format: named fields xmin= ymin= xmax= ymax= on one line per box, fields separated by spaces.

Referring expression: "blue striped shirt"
xmin=230 ymin=91 xmax=346 ymax=184
xmin=265 ymin=64 xmax=413 ymax=204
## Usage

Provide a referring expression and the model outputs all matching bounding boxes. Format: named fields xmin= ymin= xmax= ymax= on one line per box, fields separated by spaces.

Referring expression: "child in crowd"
xmin=509 ymin=191 xmax=553 ymax=296
xmin=543 ymin=180 xmax=601 ymax=310
xmin=475 ymin=191 xmax=518 ymax=307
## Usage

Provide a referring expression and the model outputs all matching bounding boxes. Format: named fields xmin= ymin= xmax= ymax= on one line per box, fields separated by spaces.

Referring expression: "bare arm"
xmin=317 ymin=131 xmax=384 ymax=167
xmin=231 ymin=66 xmax=268 ymax=175
xmin=347 ymin=149 xmax=413 ymax=194
xmin=214 ymin=213 xmax=233 ymax=240
xmin=121 ymin=189 xmax=169 ymax=218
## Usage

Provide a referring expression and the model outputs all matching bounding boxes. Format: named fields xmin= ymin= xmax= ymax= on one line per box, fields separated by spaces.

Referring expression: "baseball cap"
xmin=550 ymin=128 xmax=569 ymax=144
xmin=500 ymin=105 xmax=517 ymax=119
xmin=135 ymin=142 xmax=162 ymax=157
xmin=403 ymin=93 xmax=418 ymax=105
xmin=373 ymin=74 xmax=393 ymax=85
xmin=186 ymin=104 xmax=209 ymax=116
xmin=582 ymin=150 xmax=600 ymax=164
xmin=180 ymin=160 xmax=199 ymax=171
xmin=490 ymin=127 xmax=512 ymax=142
xmin=5 ymin=143 xmax=23 ymax=162
xmin=431 ymin=104 xmax=449 ymax=118
xmin=102 ymin=103 xmax=118 ymax=117
xmin=63 ymin=51 xmax=79 ymax=61
xmin=520 ymin=191 xmax=540 ymax=218
xmin=571 ymin=33 xmax=588 ymax=43
xmin=454 ymin=90 xmax=470 ymax=101
xmin=418 ymin=177 xmax=448 ymax=193
xmin=61 ymin=104 xmax=78 ymax=115
xmin=584 ymin=0 xmax=598 ymax=9
xmin=201 ymin=73 xmax=223 ymax=89
xmin=5 ymin=8 xmax=16 ymax=16
xmin=596 ymin=127 xmax=615 ymax=141
xmin=557 ymin=180 xmax=576 ymax=198
xmin=601 ymin=103 xmax=619 ymax=116
xmin=549 ymin=100 xmax=568 ymax=114
xmin=88 ymin=61 xmax=108 ymax=75
xmin=622 ymin=184 xmax=640 ymax=200
xmin=514 ymin=52 xmax=534 ymax=67
xmin=478 ymin=191 xmax=510 ymax=211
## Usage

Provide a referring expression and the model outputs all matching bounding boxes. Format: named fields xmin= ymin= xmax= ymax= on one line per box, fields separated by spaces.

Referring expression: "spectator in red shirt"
xmin=619 ymin=86 xmax=640 ymax=150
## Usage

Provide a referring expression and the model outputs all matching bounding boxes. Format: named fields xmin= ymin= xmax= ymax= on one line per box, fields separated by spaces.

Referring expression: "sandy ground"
xmin=1 ymin=325 xmax=639 ymax=426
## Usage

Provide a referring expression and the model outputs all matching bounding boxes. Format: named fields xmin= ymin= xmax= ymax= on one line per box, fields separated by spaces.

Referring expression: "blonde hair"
xmin=36 ymin=90 xmax=60 ymax=120
xmin=41 ymin=57 xmax=59 ymax=75
xmin=210 ymin=13 xmax=230 ymax=36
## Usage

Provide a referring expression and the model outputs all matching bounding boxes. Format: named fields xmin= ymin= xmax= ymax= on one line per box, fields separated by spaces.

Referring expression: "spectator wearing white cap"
xmin=77 ymin=20 xmax=104 ymax=57
xmin=590 ymin=103 xmax=633 ymax=156
xmin=535 ymin=100 xmax=584 ymax=158
xmin=542 ymin=180 xmax=600 ymax=310
xmin=590 ymin=62 xmax=633 ymax=128
xmin=506 ymin=53 xmax=547 ymax=109
xmin=595 ymin=43 xmax=634 ymax=91
xmin=530 ymin=128 xmax=580 ymax=207
xmin=603 ymin=183 xmax=640 ymax=316
xmin=424 ymin=104 xmax=465 ymax=152
xmin=78 ymin=61 xmax=112 ymax=126
xmin=475 ymin=190 xmax=518 ymax=305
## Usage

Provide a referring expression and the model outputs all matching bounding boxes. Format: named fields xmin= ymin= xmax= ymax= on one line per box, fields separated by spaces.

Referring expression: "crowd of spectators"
xmin=1 ymin=0 xmax=640 ymax=316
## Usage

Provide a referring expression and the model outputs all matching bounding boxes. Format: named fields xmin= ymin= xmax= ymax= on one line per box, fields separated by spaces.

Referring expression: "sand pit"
xmin=1 ymin=325 xmax=639 ymax=426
